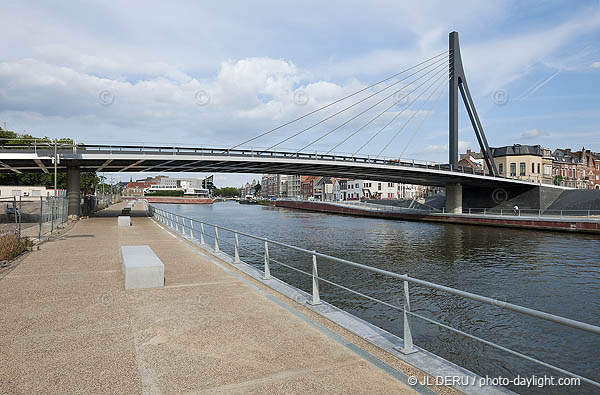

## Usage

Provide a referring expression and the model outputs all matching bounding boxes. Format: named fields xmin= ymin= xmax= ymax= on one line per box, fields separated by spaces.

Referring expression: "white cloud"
xmin=592 ymin=62 xmax=600 ymax=68
xmin=520 ymin=129 xmax=548 ymax=139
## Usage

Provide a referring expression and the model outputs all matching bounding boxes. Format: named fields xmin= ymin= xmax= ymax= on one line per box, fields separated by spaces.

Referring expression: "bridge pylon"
xmin=449 ymin=31 xmax=497 ymax=176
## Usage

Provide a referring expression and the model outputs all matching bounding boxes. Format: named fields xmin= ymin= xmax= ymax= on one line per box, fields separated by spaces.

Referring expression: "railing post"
xmin=200 ymin=222 xmax=205 ymax=244
xmin=38 ymin=196 xmax=43 ymax=240
xmin=190 ymin=220 xmax=195 ymax=239
xmin=262 ymin=240 xmax=271 ymax=280
xmin=234 ymin=232 xmax=241 ymax=263
xmin=308 ymin=251 xmax=321 ymax=305
xmin=214 ymin=226 xmax=220 ymax=252
xmin=175 ymin=215 xmax=180 ymax=232
xmin=398 ymin=278 xmax=417 ymax=354
xmin=50 ymin=196 xmax=54 ymax=233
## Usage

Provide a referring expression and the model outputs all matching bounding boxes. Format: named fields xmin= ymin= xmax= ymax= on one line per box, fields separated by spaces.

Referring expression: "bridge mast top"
xmin=449 ymin=31 xmax=498 ymax=176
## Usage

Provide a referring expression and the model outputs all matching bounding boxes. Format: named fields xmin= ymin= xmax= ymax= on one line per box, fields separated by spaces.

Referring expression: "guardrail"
xmin=275 ymin=199 xmax=600 ymax=218
xmin=0 ymin=141 xmax=558 ymax=185
xmin=149 ymin=204 xmax=599 ymax=388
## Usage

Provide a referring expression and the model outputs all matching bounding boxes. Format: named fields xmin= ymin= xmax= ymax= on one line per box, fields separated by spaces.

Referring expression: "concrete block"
xmin=118 ymin=216 xmax=131 ymax=227
xmin=121 ymin=245 xmax=164 ymax=290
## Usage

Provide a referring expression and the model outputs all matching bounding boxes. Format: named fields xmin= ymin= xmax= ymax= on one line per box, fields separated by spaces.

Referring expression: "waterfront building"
xmin=286 ymin=175 xmax=301 ymax=199
xmin=239 ymin=179 xmax=257 ymax=197
xmin=146 ymin=176 xmax=212 ymax=197
xmin=313 ymin=177 xmax=335 ymax=201
xmin=552 ymin=148 xmax=599 ymax=189
xmin=123 ymin=181 xmax=153 ymax=197
xmin=300 ymin=176 xmax=320 ymax=200
xmin=261 ymin=174 xmax=280 ymax=198
xmin=489 ymin=144 xmax=544 ymax=183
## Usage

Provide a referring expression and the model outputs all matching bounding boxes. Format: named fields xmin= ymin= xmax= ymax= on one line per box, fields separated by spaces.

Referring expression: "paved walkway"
xmin=0 ymin=202 xmax=424 ymax=394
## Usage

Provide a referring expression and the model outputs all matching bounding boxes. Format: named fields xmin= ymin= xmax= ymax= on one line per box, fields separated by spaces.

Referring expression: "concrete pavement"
xmin=0 ymin=201 xmax=448 ymax=394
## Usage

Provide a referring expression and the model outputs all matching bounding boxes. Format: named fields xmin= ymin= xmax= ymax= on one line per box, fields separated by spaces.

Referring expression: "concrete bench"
xmin=118 ymin=216 xmax=131 ymax=226
xmin=121 ymin=245 xmax=164 ymax=290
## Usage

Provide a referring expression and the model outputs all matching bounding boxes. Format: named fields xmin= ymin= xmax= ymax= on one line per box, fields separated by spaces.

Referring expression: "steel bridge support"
xmin=449 ymin=32 xmax=498 ymax=177
xmin=67 ymin=164 xmax=80 ymax=219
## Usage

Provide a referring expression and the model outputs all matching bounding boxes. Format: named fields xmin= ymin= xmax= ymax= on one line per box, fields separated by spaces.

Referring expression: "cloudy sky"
xmin=1 ymin=1 xmax=600 ymax=187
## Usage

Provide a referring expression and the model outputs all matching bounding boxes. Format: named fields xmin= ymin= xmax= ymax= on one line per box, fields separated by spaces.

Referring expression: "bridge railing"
xmin=149 ymin=204 xmax=599 ymax=389
xmin=460 ymin=208 xmax=600 ymax=218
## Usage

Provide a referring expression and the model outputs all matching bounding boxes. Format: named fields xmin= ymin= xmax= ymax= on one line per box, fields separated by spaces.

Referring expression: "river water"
xmin=154 ymin=201 xmax=600 ymax=394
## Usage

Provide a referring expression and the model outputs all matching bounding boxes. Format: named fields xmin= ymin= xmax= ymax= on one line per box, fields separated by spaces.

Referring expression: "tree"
xmin=213 ymin=187 xmax=238 ymax=198
xmin=254 ymin=183 xmax=261 ymax=195
xmin=553 ymin=175 xmax=563 ymax=186
xmin=0 ymin=127 xmax=96 ymax=191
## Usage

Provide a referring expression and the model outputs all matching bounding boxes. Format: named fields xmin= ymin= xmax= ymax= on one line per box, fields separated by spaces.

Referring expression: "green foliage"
xmin=0 ymin=128 xmax=96 ymax=192
xmin=145 ymin=190 xmax=185 ymax=197
xmin=553 ymin=175 xmax=563 ymax=186
xmin=213 ymin=187 xmax=238 ymax=197
xmin=254 ymin=183 xmax=262 ymax=195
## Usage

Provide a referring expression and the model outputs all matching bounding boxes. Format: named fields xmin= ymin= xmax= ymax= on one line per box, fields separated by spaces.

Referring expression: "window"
xmin=498 ymin=163 xmax=503 ymax=174
xmin=32 ymin=190 xmax=41 ymax=196
xmin=537 ymin=163 xmax=540 ymax=174
xmin=12 ymin=190 xmax=21 ymax=197
xmin=378 ymin=183 xmax=381 ymax=190
xmin=532 ymin=163 xmax=535 ymax=173
xmin=510 ymin=163 xmax=516 ymax=177
xmin=520 ymin=162 xmax=526 ymax=176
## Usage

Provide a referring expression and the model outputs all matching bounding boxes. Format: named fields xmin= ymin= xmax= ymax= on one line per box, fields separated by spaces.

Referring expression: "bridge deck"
xmin=0 ymin=201 xmax=443 ymax=394
xmin=0 ymin=144 xmax=562 ymax=188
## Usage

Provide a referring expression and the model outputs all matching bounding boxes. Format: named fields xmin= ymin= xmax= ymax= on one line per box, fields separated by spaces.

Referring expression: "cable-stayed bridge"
xmin=0 ymin=32 xmax=565 ymax=217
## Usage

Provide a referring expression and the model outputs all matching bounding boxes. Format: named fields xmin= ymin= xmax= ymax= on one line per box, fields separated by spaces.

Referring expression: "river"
xmin=154 ymin=201 xmax=600 ymax=394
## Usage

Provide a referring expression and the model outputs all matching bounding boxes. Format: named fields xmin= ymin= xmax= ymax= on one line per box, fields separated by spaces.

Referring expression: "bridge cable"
xmin=351 ymin=68 xmax=448 ymax=157
xmin=229 ymin=50 xmax=449 ymax=150
xmin=296 ymin=60 xmax=449 ymax=153
xmin=325 ymin=63 xmax=448 ymax=155
xmin=398 ymin=79 xmax=450 ymax=160
xmin=376 ymin=75 xmax=450 ymax=158
xmin=266 ymin=55 xmax=449 ymax=151
xmin=296 ymin=63 xmax=445 ymax=155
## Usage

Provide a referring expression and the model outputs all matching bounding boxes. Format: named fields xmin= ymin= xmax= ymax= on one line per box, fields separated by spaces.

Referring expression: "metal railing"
xmin=149 ymin=205 xmax=599 ymax=388
xmin=275 ymin=199 xmax=600 ymax=219
xmin=0 ymin=141 xmax=558 ymax=185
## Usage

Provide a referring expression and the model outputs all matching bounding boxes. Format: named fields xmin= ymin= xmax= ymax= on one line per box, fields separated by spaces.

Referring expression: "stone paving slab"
xmin=0 ymin=201 xmax=420 ymax=394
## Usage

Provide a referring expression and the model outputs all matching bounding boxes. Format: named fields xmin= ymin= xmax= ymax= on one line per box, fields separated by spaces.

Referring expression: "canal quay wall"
xmin=2 ymin=200 xmax=507 ymax=395
xmin=273 ymin=200 xmax=600 ymax=234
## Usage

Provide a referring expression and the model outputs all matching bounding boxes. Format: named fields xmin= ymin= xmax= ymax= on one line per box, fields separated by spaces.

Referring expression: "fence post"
xmin=180 ymin=217 xmax=186 ymax=234
xmin=200 ymin=222 xmax=205 ymax=244
xmin=234 ymin=232 xmax=240 ymax=263
xmin=190 ymin=220 xmax=195 ymax=239
xmin=262 ymin=241 xmax=271 ymax=280
xmin=308 ymin=251 xmax=321 ymax=305
xmin=38 ymin=196 xmax=43 ymax=240
xmin=174 ymin=215 xmax=179 ymax=232
xmin=398 ymin=278 xmax=417 ymax=354
xmin=18 ymin=196 xmax=22 ymax=239
xmin=214 ymin=227 xmax=220 ymax=252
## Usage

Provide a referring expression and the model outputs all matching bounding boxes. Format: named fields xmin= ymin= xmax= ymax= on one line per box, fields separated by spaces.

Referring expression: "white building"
xmin=148 ymin=176 xmax=211 ymax=197
xmin=0 ymin=186 xmax=66 ymax=201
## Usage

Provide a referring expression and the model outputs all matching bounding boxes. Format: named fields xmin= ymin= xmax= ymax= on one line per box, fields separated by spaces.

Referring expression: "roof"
xmin=491 ymin=144 xmax=542 ymax=157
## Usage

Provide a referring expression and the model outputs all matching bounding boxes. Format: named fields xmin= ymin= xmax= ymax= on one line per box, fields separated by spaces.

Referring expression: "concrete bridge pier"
xmin=445 ymin=183 xmax=462 ymax=214
xmin=67 ymin=164 xmax=80 ymax=219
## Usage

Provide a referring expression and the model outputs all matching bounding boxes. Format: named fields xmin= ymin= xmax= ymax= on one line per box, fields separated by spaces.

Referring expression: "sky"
xmin=1 ymin=0 xmax=600 ymax=187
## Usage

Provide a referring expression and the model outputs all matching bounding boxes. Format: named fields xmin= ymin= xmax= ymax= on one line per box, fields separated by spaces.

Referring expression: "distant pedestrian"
xmin=513 ymin=204 xmax=519 ymax=216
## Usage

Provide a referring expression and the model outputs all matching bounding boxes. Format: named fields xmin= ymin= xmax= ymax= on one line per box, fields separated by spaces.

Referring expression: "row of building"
xmin=254 ymin=174 xmax=438 ymax=201
xmin=459 ymin=145 xmax=600 ymax=189
xmin=242 ymin=145 xmax=599 ymax=202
